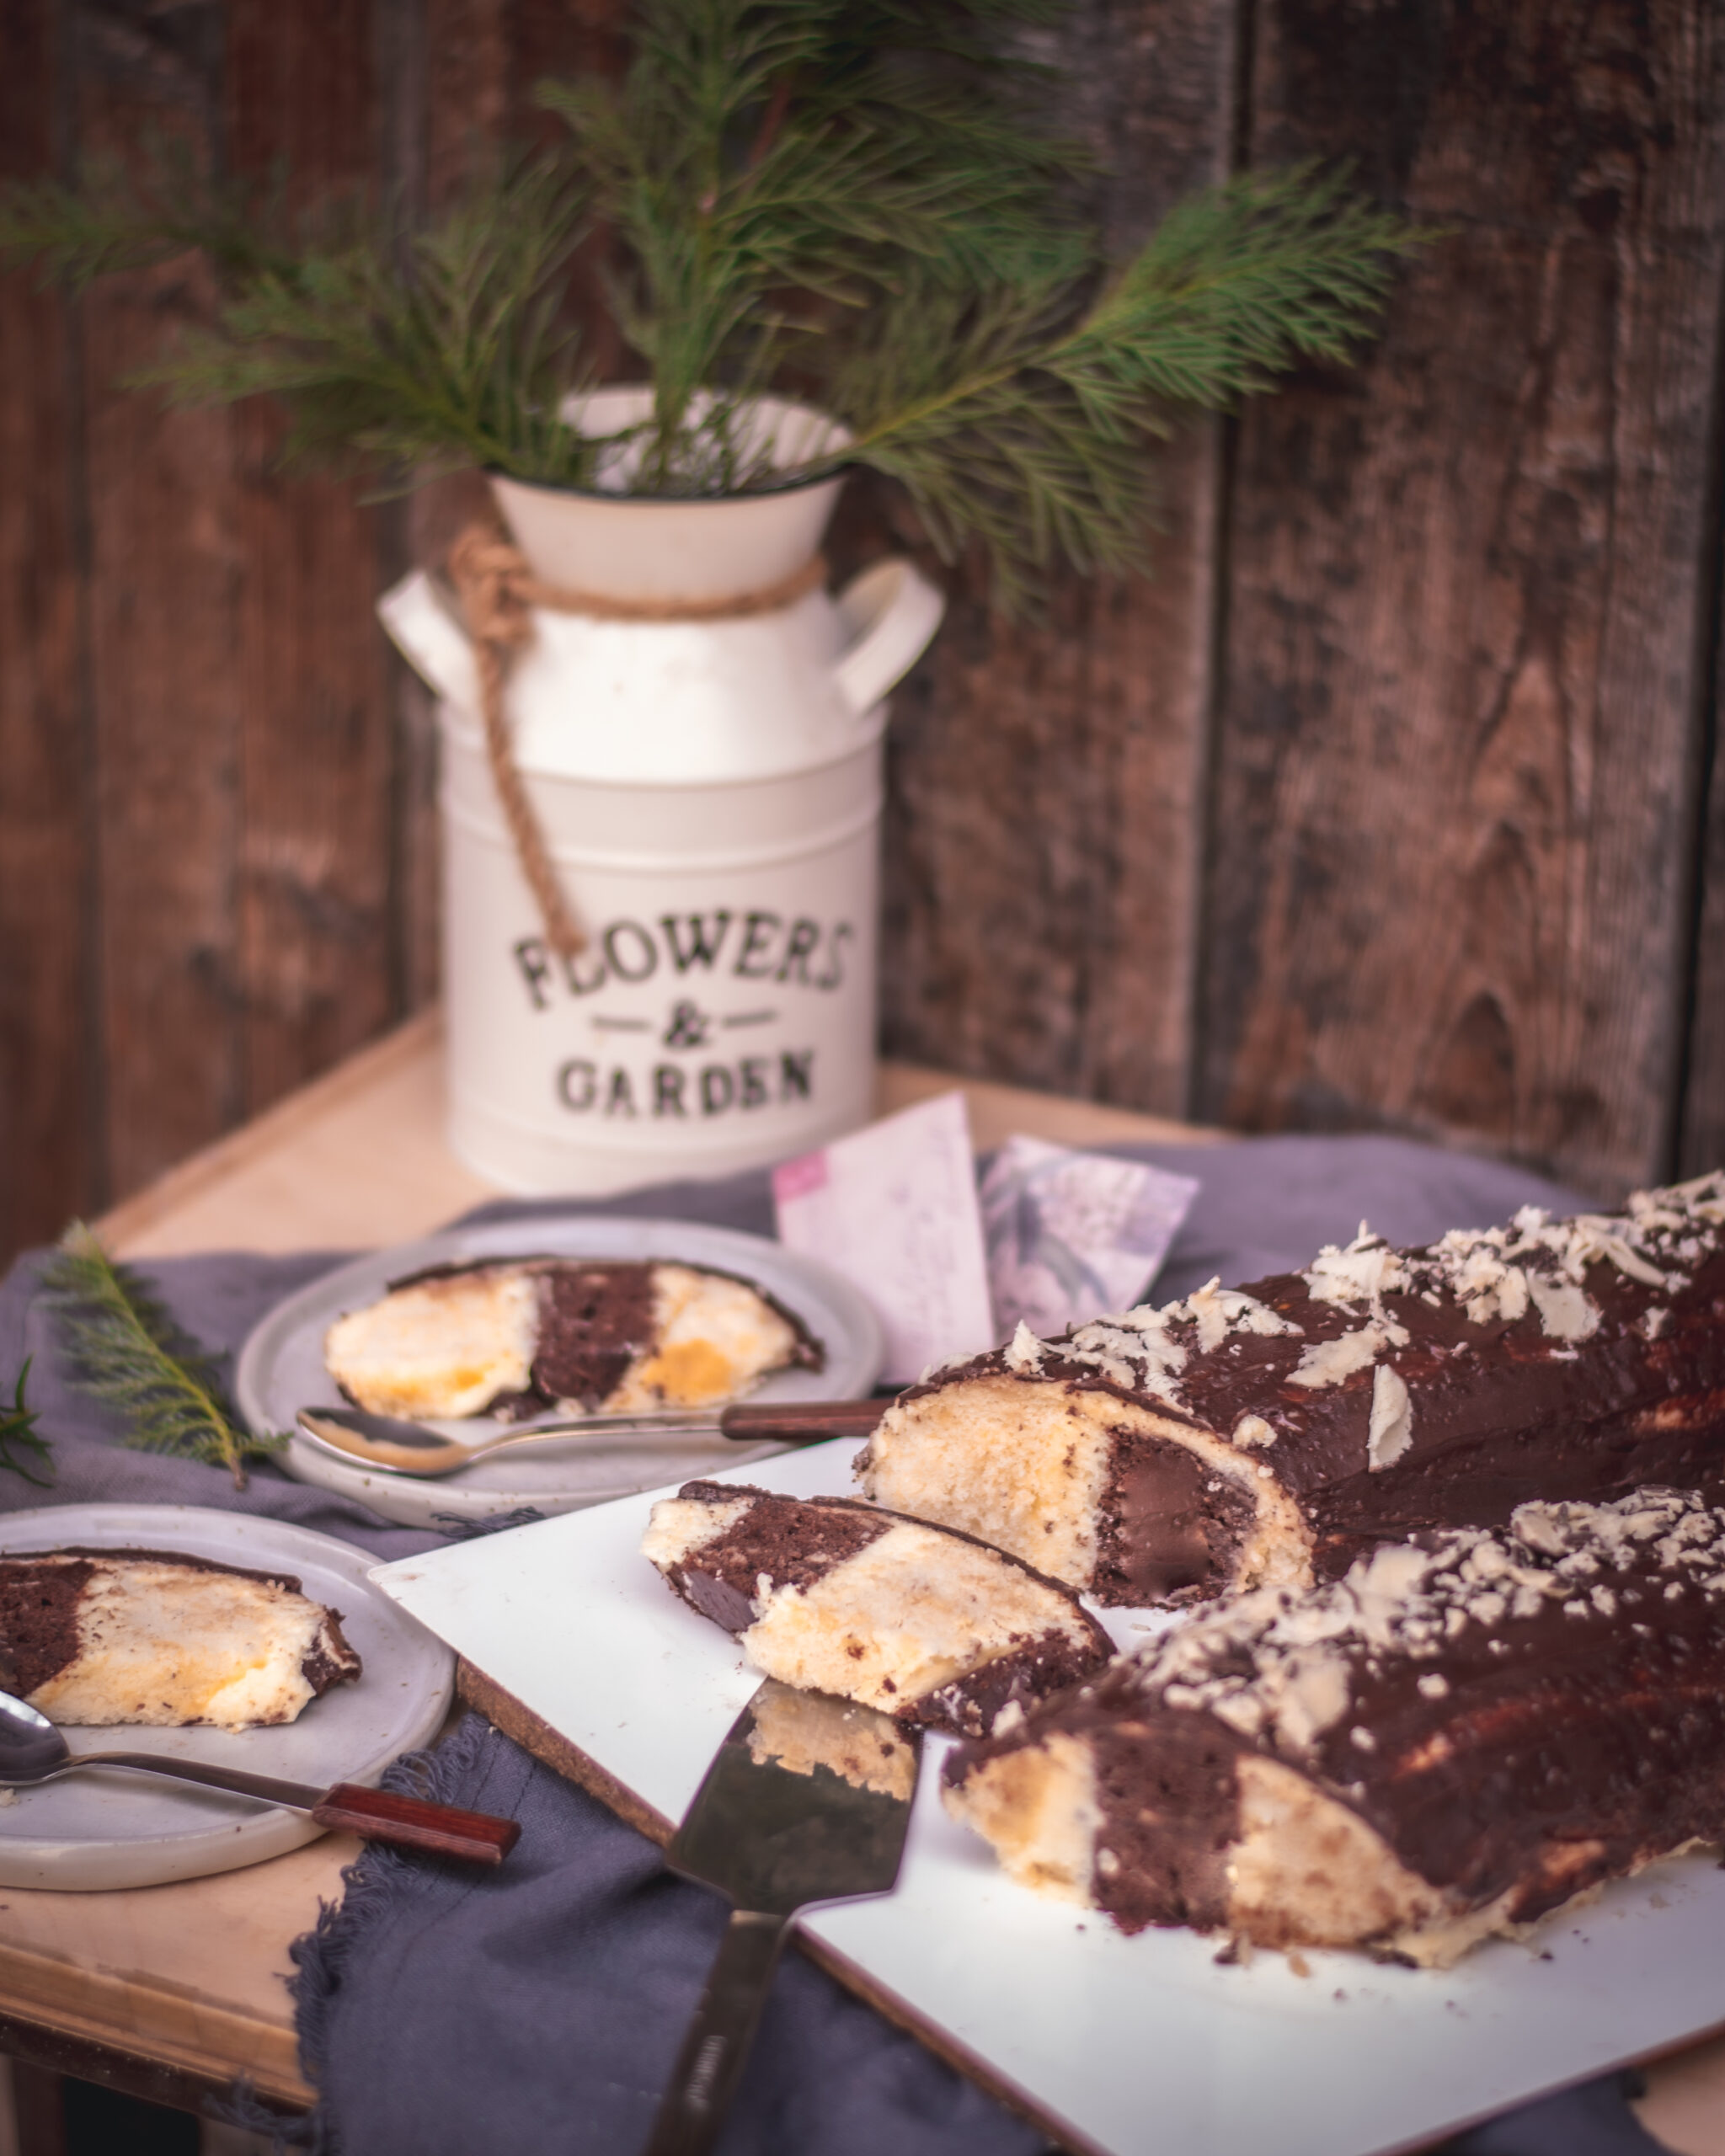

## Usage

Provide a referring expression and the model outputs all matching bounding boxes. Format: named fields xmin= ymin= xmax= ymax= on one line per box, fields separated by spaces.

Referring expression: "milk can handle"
xmin=830 ymin=559 xmax=946 ymax=718
xmin=377 ymin=569 xmax=480 ymax=712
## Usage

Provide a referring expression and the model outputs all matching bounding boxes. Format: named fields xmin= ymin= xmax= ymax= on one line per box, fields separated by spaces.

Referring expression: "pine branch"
xmin=0 ymin=136 xmax=309 ymax=293
xmin=538 ymin=0 xmax=1093 ymax=469
xmin=0 ymin=4 xmax=1434 ymax=600
xmin=41 ymin=1225 xmax=284 ymax=1491
xmin=133 ymin=157 xmax=597 ymax=489
xmin=1052 ymin=163 xmax=1423 ymax=403
xmin=791 ymin=164 xmax=1427 ymax=606
xmin=0 ymin=1361 xmax=55 ymax=1488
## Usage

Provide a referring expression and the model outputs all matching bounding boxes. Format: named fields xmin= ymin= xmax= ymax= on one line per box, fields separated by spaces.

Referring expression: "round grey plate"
xmin=0 ymin=1506 xmax=454 ymax=1891
xmin=235 ymin=1215 xmax=884 ymax=1529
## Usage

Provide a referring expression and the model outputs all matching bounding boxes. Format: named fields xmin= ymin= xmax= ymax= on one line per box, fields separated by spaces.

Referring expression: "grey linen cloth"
xmin=0 ymin=1134 xmax=1675 ymax=2154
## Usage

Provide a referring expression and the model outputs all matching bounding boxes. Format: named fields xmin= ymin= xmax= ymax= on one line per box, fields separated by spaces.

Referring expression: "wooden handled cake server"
xmin=0 ymin=1689 xmax=520 ymax=1865
xmin=296 ymin=1398 xmax=885 ymax=1477
xmin=643 ymin=1680 xmax=921 ymax=2156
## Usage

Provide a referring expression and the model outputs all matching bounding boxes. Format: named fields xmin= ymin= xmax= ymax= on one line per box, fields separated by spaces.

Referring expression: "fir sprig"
xmin=42 ymin=1225 xmax=285 ymax=1491
xmin=0 ymin=0 xmax=1432 ymax=601
xmin=0 ymin=1362 xmax=55 ymax=1488
xmin=132 ymin=158 xmax=597 ymax=488
xmin=809 ymin=163 xmax=1423 ymax=602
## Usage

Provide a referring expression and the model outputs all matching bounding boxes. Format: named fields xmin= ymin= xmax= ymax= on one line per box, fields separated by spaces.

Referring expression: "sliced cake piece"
xmin=0 ymin=1547 xmax=362 ymax=1730
xmin=859 ymin=1171 xmax=1725 ymax=1606
xmin=641 ymin=1481 xmax=1112 ymax=1737
xmin=943 ymin=1487 xmax=1725 ymax=1966
xmin=324 ymin=1255 xmax=822 ymax=1422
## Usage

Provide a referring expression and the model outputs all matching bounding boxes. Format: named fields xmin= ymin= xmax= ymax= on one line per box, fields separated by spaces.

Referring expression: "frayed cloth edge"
xmin=285 ymin=1712 xmax=510 ymax=2155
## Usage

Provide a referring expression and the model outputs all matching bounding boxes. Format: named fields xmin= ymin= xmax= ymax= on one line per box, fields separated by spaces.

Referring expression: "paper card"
xmin=979 ymin=1134 xmax=1200 ymax=1338
xmin=772 ymin=1091 xmax=995 ymax=1385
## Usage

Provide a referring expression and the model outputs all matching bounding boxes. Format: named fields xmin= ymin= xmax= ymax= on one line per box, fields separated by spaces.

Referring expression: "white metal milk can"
xmin=377 ymin=391 xmax=945 ymax=1195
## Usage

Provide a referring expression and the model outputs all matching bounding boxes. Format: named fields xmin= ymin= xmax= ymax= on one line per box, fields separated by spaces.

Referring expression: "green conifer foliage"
xmin=0 ymin=1 xmax=1426 ymax=603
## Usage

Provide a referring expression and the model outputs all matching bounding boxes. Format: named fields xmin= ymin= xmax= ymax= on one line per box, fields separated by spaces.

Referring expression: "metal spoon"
xmin=0 ymin=1689 xmax=519 ymax=1863
xmin=295 ymin=1397 xmax=885 ymax=1479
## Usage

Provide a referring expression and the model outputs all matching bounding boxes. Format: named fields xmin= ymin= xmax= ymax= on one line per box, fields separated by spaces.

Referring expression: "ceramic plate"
xmin=236 ymin=1215 xmax=883 ymax=1529
xmin=373 ymin=1452 xmax=1725 ymax=2156
xmin=0 ymin=1506 xmax=453 ymax=1891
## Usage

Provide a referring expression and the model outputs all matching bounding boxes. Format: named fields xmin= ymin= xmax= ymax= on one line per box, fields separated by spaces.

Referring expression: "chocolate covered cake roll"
xmin=943 ymin=1487 xmax=1725 ymax=1966
xmin=0 ymin=1548 xmax=362 ymax=1729
xmin=641 ymin=1481 xmax=1113 ymax=1737
xmin=859 ymin=1172 xmax=1725 ymax=1606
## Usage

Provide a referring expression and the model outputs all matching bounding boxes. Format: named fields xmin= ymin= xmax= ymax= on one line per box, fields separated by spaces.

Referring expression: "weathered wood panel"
xmin=877 ymin=0 xmax=1234 ymax=1119
xmin=0 ymin=0 xmax=93 ymax=1253
xmin=1679 ymin=584 xmax=1725 ymax=1177
xmin=75 ymin=0 xmax=247 ymax=1201
xmin=225 ymin=0 xmax=397 ymax=1115
xmin=7 ymin=0 xmax=1725 ymax=1277
xmin=1201 ymin=0 xmax=1725 ymax=1195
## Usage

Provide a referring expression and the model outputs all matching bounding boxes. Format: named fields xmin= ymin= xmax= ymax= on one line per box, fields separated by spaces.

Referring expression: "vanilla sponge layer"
xmin=29 ymin=1561 xmax=357 ymax=1731
xmin=739 ymin=1521 xmax=1098 ymax=1716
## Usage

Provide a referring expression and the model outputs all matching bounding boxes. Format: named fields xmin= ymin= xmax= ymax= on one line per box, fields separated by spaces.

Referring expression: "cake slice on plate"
xmin=0 ymin=1548 xmax=362 ymax=1730
xmin=325 ymin=1257 xmax=822 ymax=1422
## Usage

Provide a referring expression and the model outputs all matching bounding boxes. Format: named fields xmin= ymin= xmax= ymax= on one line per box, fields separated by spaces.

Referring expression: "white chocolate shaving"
xmin=1287 ymin=1318 xmax=1407 ymax=1390
xmin=1525 ymin=1273 xmax=1599 ymax=1342
xmin=1366 ymin=1363 xmax=1413 ymax=1470
xmin=1005 ymin=1321 xmax=1047 ymax=1374
xmin=1302 ymin=1227 xmax=1409 ymax=1310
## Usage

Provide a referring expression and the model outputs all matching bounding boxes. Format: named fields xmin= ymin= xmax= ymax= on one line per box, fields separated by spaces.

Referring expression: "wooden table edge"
xmin=0 ymin=1933 xmax=312 ymax=2114
xmin=94 ymin=1009 xmax=446 ymax=1252
xmin=91 ymin=1011 xmax=1229 ymax=1257
xmin=0 ymin=2001 xmax=307 ymax=2122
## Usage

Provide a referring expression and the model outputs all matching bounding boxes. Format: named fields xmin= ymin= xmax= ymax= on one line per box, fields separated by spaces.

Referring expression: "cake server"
xmin=296 ymin=1397 xmax=884 ymax=1477
xmin=643 ymin=1679 xmax=921 ymax=2156
xmin=0 ymin=1689 xmax=520 ymax=1865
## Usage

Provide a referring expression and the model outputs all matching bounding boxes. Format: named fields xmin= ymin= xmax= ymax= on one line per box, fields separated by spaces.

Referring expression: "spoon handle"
xmin=473 ymin=1397 xmax=887 ymax=1458
xmin=312 ymin=1783 xmax=521 ymax=1864
xmin=56 ymin=1753 xmax=520 ymax=1865
xmin=717 ymin=1399 xmax=885 ymax=1441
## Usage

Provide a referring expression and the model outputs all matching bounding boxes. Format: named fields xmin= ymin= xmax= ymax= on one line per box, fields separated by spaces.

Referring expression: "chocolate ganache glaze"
xmin=942 ymin=1486 xmax=1725 ymax=1964
xmin=858 ymin=1171 xmax=1725 ymax=1605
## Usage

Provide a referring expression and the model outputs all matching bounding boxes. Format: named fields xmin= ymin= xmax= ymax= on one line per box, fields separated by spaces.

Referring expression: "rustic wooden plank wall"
xmin=1198 ymin=0 xmax=1725 ymax=1194
xmin=2 ymin=0 xmax=1721 ymax=1274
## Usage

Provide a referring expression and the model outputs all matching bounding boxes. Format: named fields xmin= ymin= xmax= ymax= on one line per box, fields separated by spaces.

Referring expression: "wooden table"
xmin=6 ymin=1010 xmax=1724 ymax=2152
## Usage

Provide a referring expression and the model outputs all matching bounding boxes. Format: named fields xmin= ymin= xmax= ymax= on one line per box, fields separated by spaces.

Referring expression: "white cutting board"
xmin=370 ymin=1445 xmax=1725 ymax=2156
